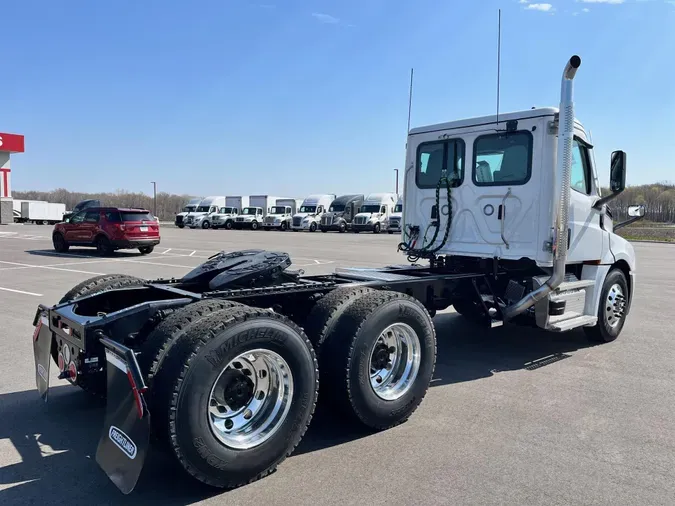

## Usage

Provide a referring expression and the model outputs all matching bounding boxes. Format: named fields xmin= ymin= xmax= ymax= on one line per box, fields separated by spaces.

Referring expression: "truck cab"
xmin=291 ymin=194 xmax=336 ymax=232
xmin=386 ymin=196 xmax=403 ymax=234
xmin=234 ymin=207 xmax=265 ymax=230
xmin=320 ymin=194 xmax=364 ymax=233
xmin=352 ymin=193 xmax=398 ymax=234
xmin=263 ymin=204 xmax=296 ymax=231
xmin=175 ymin=197 xmax=202 ymax=228
xmin=402 ymin=55 xmax=644 ymax=335
xmin=211 ymin=206 xmax=239 ymax=230
xmin=187 ymin=196 xmax=226 ymax=229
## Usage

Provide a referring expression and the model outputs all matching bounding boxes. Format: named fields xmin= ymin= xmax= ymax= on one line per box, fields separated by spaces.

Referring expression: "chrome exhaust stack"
xmin=502 ymin=55 xmax=581 ymax=321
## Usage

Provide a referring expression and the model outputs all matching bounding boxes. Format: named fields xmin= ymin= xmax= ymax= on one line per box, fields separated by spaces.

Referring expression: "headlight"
xmin=274 ymin=219 xmax=281 ymax=223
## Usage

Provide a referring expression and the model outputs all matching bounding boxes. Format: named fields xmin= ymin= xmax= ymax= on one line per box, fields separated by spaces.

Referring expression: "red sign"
xmin=0 ymin=133 xmax=25 ymax=153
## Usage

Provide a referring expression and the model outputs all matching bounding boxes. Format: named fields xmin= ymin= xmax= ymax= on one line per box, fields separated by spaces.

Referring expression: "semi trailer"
xmin=30 ymin=55 xmax=644 ymax=496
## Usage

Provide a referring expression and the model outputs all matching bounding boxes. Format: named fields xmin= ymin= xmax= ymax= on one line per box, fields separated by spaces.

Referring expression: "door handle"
xmin=500 ymin=188 xmax=512 ymax=250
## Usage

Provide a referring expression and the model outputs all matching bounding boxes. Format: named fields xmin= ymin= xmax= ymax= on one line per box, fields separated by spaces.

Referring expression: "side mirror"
xmin=627 ymin=204 xmax=645 ymax=218
xmin=609 ymin=150 xmax=626 ymax=194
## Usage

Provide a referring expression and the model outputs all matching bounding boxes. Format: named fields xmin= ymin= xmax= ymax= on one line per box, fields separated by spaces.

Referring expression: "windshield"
xmin=218 ymin=207 xmax=233 ymax=214
xmin=270 ymin=206 xmax=287 ymax=214
xmin=394 ymin=204 xmax=403 ymax=213
xmin=196 ymin=205 xmax=211 ymax=212
xmin=183 ymin=205 xmax=196 ymax=212
xmin=329 ymin=204 xmax=345 ymax=212
xmin=361 ymin=205 xmax=381 ymax=213
xmin=299 ymin=206 xmax=316 ymax=213
xmin=242 ymin=207 xmax=259 ymax=215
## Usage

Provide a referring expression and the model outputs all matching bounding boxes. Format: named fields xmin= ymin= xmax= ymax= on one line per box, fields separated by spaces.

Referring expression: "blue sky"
xmin=2 ymin=0 xmax=674 ymax=198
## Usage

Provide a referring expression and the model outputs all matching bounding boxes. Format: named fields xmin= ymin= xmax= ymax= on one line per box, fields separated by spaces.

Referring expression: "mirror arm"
xmin=613 ymin=214 xmax=645 ymax=231
xmin=593 ymin=189 xmax=624 ymax=211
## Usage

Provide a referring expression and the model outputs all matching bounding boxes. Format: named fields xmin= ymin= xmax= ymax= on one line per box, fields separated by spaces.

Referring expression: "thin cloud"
xmin=311 ymin=12 xmax=340 ymax=24
xmin=519 ymin=0 xmax=529 ymax=3
xmin=577 ymin=0 xmax=624 ymax=4
xmin=526 ymin=3 xmax=554 ymax=11
xmin=582 ymin=7 xmax=590 ymax=11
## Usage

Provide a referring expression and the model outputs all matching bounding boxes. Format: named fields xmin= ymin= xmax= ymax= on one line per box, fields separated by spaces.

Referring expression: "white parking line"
xmin=0 ymin=260 xmax=105 ymax=275
xmin=0 ymin=286 xmax=43 ymax=296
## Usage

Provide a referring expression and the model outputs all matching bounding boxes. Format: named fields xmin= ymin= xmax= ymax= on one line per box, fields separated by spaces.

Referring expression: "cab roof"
xmin=408 ymin=107 xmax=585 ymax=136
xmin=332 ymin=194 xmax=364 ymax=205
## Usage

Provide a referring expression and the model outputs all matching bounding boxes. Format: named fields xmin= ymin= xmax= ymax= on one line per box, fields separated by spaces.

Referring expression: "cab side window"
xmin=571 ymin=139 xmax=591 ymax=195
xmin=417 ymin=139 xmax=465 ymax=189
xmin=473 ymin=131 xmax=533 ymax=186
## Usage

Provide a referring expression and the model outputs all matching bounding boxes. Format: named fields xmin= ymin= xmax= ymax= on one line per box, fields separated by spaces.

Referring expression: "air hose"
xmin=398 ymin=172 xmax=453 ymax=262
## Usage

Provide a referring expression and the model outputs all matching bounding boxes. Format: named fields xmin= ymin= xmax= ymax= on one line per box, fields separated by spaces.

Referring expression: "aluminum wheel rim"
xmin=604 ymin=283 xmax=626 ymax=328
xmin=369 ymin=323 xmax=421 ymax=401
xmin=208 ymin=349 xmax=294 ymax=450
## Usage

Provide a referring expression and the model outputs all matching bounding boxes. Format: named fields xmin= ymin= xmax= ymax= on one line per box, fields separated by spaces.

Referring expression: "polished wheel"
xmin=604 ymin=283 xmax=626 ymax=328
xmin=208 ymin=349 xmax=294 ymax=450
xmin=369 ymin=323 xmax=421 ymax=401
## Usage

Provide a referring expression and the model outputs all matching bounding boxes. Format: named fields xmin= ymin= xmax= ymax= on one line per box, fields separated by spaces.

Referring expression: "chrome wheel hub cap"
xmin=369 ymin=323 xmax=421 ymax=401
xmin=604 ymin=283 xmax=626 ymax=328
xmin=208 ymin=349 xmax=293 ymax=450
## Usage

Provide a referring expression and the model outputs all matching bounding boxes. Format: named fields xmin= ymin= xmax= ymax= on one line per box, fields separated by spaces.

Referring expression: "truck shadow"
xmin=0 ymin=314 xmax=595 ymax=505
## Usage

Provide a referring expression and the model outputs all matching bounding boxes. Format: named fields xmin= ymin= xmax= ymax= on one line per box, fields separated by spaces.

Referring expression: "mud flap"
xmin=32 ymin=306 xmax=52 ymax=401
xmin=95 ymin=337 xmax=150 ymax=495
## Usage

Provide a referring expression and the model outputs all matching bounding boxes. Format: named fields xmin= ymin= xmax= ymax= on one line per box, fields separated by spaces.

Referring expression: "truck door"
xmin=565 ymin=136 xmax=606 ymax=263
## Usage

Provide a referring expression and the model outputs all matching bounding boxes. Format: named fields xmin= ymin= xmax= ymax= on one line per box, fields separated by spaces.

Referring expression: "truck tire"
xmin=303 ymin=286 xmax=375 ymax=362
xmin=584 ymin=268 xmax=629 ymax=343
xmin=178 ymin=223 xmax=185 ymax=229
xmin=308 ymin=222 xmax=316 ymax=232
xmin=55 ymin=274 xmax=147 ymax=397
xmin=339 ymin=222 xmax=346 ymax=233
xmin=280 ymin=222 xmax=287 ymax=231
xmin=202 ymin=220 xmax=210 ymax=229
xmin=151 ymin=306 xmax=318 ymax=489
xmin=52 ymin=232 xmax=70 ymax=252
xmin=321 ymin=291 xmax=436 ymax=430
xmin=251 ymin=221 xmax=259 ymax=231
xmin=373 ymin=223 xmax=381 ymax=234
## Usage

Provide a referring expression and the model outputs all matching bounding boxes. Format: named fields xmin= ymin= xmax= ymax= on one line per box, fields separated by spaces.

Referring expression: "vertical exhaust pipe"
xmin=502 ymin=55 xmax=581 ymax=321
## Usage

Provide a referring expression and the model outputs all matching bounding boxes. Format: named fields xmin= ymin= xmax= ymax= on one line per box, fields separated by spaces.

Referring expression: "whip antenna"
xmin=407 ymin=68 xmax=414 ymax=134
xmin=496 ymin=9 xmax=502 ymax=126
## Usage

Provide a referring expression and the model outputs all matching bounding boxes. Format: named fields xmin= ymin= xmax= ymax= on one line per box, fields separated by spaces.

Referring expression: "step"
xmin=549 ymin=315 xmax=598 ymax=332
xmin=555 ymin=279 xmax=595 ymax=293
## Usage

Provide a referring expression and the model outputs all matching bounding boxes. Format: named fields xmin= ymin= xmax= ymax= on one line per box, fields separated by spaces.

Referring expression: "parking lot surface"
xmin=1 ymin=225 xmax=674 ymax=505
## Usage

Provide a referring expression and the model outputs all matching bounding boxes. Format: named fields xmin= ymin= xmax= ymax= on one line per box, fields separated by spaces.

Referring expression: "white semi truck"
xmin=263 ymin=198 xmax=303 ymax=231
xmin=386 ymin=196 xmax=403 ymax=234
xmin=29 ymin=55 xmax=645 ymax=496
xmin=291 ymin=194 xmax=336 ymax=232
xmin=352 ymin=193 xmax=398 ymax=233
xmin=186 ymin=196 xmax=226 ymax=229
xmin=175 ymin=197 xmax=203 ymax=228
xmin=211 ymin=196 xmax=248 ymax=230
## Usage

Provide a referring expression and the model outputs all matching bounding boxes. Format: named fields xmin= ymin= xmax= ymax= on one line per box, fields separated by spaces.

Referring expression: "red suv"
xmin=52 ymin=207 xmax=161 ymax=255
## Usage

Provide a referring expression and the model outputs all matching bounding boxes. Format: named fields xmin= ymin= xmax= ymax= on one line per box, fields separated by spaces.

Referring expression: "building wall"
xmin=0 ymin=152 xmax=13 ymax=224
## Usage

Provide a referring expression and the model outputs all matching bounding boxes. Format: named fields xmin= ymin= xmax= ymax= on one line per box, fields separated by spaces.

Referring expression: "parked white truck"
xmin=186 ymin=196 xmax=226 ymax=229
xmin=16 ymin=201 xmax=66 ymax=224
xmin=386 ymin=196 xmax=403 ymax=234
xmin=291 ymin=194 xmax=336 ymax=232
xmin=263 ymin=198 xmax=303 ymax=231
xmin=352 ymin=193 xmax=398 ymax=233
xmin=211 ymin=196 xmax=248 ymax=230
xmin=175 ymin=198 xmax=203 ymax=228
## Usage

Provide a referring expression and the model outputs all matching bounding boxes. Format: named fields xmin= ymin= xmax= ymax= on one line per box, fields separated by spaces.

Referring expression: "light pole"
xmin=150 ymin=181 xmax=157 ymax=218
xmin=393 ymin=169 xmax=399 ymax=195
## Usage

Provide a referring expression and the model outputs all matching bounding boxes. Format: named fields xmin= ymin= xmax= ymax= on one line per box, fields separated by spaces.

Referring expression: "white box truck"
xmin=352 ymin=193 xmax=398 ymax=233
xmin=291 ymin=194 xmax=336 ymax=232
xmin=263 ymin=198 xmax=303 ymax=231
xmin=20 ymin=201 xmax=66 ymax=224
xmin=211 ymin=196 xmax=249 ymax=230
xmin=187 ymin=196 xmax=226 ymax=229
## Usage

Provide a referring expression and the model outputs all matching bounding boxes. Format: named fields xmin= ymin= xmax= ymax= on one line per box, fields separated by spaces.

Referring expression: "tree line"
xmin=12 ymin=188 xmax=197 ymax=221
xmin=12 ymin=182 xmax=675 ymax=223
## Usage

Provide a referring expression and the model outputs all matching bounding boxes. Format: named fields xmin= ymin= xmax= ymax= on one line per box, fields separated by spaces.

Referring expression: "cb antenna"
xmin=496 ymin=8 xmax=502 ymax=126
xmin=407 ymin=67 xmax=414 ymax=134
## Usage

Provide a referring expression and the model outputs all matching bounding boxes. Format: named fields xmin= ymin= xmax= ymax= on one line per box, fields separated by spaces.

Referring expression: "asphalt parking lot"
xmin=1 ymin=224 xmax=674 ymax=505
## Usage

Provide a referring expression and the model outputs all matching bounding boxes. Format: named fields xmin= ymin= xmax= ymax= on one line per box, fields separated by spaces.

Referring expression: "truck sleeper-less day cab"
xmin=210 ymin=206 xmax=239 ymax=230
xmin=320 ymin=194 xmax=364 ymax=233
xmin=174 ymin=198 xmax=202 ymax=228
xmin=234 ymin=206 xmax=265 ymax=229
xmin=352 ymin=193 xmax=398 ymax=233
xmin=263 ymin=199 xmax=302 ymax=231
xmin=30 ymin=56 xmax=644 ymax=496
xmin=386 ymin=196 xmax=403 ymax=234
xmin=186 ymin=196 xmax=226 ymax=229
xmin=292 ymin=194 xmax=336 ymax=232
